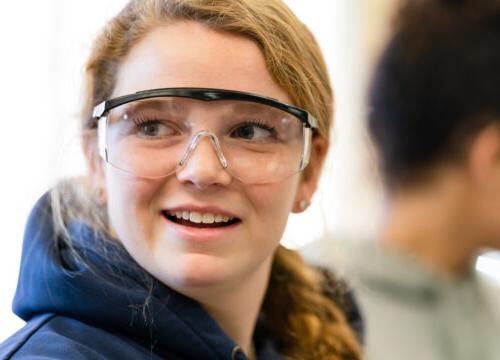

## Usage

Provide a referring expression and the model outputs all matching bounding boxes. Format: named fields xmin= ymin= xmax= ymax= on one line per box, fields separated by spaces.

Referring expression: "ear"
xmin=467 ymin=123 xmax=500 ymax=190
xmin=82 ymin=130 xmax=107 ymax=204
xmin=292 ymin=136 xmax=328 ymax=213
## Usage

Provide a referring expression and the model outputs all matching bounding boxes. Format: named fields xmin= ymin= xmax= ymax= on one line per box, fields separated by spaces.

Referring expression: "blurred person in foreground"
xmin=351 ymin=0 xmax=500 ymax=359
xmin=0 ymin=0 xmax=362 ymax=359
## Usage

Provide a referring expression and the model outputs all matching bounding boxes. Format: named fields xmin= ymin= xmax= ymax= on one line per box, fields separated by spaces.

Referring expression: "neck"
xmin=185 ymin=257 xmax=273 ymax=357
xmin=380 ymin=180 xmax=480 ymax=277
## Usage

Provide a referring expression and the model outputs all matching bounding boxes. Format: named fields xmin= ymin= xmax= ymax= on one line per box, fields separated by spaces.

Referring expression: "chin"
xmin=156 ymin=253 xmax=237 ymax=291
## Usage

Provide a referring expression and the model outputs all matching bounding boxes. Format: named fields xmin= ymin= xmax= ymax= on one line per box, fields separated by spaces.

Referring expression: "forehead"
xmin=112 ymin=21 xmax=292 ymax=105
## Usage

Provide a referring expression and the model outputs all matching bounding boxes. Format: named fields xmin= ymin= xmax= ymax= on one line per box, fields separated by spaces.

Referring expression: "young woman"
xmin=0 ymin=1 xmax=361 ymax=359
xmin=352 ymin=0 xmax=500 ymax=359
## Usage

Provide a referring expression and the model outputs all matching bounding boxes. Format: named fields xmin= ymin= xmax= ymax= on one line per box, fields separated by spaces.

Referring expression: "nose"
xmin=176 ymin=132 xmax=232 ymax=188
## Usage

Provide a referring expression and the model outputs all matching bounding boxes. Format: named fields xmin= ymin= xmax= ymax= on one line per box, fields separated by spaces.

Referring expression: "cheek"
xmin=104 ymin=168 xmax=164 ymax=247
xmin=246 ymin=177 xmax=300 ymax=246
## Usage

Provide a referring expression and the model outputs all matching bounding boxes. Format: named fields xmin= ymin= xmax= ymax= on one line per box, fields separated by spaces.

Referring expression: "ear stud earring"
xmin=299 ymin=199 xmax=311 ymax=211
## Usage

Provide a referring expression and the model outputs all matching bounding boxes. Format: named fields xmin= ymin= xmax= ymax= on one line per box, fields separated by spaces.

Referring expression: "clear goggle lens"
xmin=97 ymin=96 xmax=313 ymax=184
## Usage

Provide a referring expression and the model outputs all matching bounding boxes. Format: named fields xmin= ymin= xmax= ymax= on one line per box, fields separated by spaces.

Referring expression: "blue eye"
xmin=232 ymin=122 xmax=275 ymax=141
xmin=134 ymin=120 xmax=177 ymax=139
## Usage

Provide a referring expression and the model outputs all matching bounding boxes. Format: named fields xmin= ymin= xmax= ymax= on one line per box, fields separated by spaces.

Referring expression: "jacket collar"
xmin=13 ymin=193 xmax=282 ymax=359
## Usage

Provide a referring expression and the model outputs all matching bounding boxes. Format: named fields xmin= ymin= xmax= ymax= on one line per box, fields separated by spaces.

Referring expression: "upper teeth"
xmin=169 ymin=211 xmax=234 ymax=224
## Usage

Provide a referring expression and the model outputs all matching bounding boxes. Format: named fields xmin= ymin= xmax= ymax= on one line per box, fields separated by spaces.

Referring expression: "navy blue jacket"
xmin=0 ymin=194 xmax=362 ymax=359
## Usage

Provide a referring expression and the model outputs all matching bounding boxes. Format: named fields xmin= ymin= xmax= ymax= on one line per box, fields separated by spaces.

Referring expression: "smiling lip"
xmin=165 ymin=205 xmax=239 ymax=219
xmin=161 ymin=205 xmax=241 ymax=241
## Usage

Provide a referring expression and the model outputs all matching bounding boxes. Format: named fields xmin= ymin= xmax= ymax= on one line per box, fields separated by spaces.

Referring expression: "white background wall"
xmin=1 ymin=0 xmax=498 ymax=343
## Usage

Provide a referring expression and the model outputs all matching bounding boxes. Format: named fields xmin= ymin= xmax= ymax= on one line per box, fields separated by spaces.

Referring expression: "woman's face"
xmin=97 ymin=22 xmax=323 ymax=295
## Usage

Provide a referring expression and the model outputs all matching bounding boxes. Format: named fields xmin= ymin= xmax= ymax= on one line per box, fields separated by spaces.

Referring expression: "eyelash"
xmin=127 ymin=116 xmax=278 ymax=139
xmin=132 ymin=115 xmax=174 ymax=128
xmin=234 ymin=120 xmax=277 ymax=135
xmin=131 ymin=115 xmax=161 ymax=126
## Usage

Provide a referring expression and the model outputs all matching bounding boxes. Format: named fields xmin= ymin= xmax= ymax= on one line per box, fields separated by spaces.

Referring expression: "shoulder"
xmin=478 ymin=272 xmax=500 ymax=323
xmin=478 ymin=271 xmax=500 ymax=296
xmin=0 ymin=314 xmax=163 ymax=360
xmin=0 ymin=314 xmax=55 ymax=360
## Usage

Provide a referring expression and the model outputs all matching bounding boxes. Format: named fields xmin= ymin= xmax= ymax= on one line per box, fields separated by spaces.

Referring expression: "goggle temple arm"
xmin=299 ymin=114 xmax=317 ymax=171
xmin=97 ymin=116 xmax=108 ymax=161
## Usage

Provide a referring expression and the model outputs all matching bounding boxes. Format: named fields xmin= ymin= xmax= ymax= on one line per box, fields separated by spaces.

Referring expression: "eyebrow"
xmin=219 ymin=101 xmax=289 ymax=118
xmin=110 ymin=97 xmax=291 ymax=123
xmin=109 ymin=98 xmax=189 ymax=121
xmin=119 ymin=98 xmax=185 ymax=112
